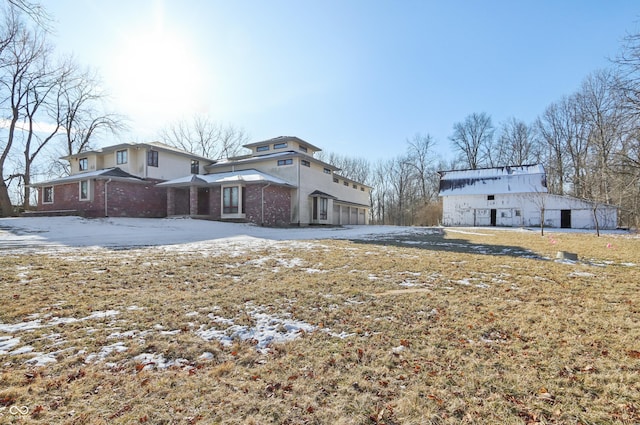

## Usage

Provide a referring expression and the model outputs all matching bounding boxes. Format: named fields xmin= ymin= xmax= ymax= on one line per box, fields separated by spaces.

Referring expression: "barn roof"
xmin=438 ymin=164 xmax=548 ymax=196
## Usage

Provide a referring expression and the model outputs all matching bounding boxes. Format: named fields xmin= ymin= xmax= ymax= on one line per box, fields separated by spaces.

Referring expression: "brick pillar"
xmin=189 ymin=185 xmax=198 ymax=216
xmin=167 ymin=188 xmax=175 ymax=216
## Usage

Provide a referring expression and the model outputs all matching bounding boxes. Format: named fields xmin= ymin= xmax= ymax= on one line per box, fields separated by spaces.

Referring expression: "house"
xmin=31 ymin=137 xmax=371 ymax=226
xmin=438 ymin=165 xmax=618 ymax=229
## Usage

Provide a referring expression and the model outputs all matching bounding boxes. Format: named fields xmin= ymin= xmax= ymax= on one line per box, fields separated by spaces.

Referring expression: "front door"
xmin=490 ymin=209 xmax=497 ymax=226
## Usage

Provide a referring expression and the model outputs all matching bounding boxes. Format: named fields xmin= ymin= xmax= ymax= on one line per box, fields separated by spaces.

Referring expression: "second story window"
xmin=301 ymin=159 xmax=310 ymax=167
xmin=116 ymin=149 xmax=128 ymax=165
xmin=273 ymin=142 xmax=287 ymax=149
xmin=299 ymin=145 xmax=307 ymax=153
xmin=277 ymin=159 xmax=293 ymax=166
xmin=79 ymin=157 xmax=88 ymax=171
xmin=324 ymin=168 xmax=331 ymax=174
xmin=147 ymin=150 xmax=159 ymax=167
xmin=256 ymin=145 xmax=269 ymax=152
xmin=191 ymin=160 xmax=200 ymax=174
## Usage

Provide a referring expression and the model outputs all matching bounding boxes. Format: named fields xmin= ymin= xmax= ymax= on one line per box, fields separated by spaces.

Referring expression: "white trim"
xmin=43 ymin=186 xmax=54 ymax=204
xmin=79 ymin=180 xmax=92 ymax=201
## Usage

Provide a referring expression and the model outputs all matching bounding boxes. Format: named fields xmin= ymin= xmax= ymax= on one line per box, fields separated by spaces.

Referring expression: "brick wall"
xmin=37 ymin=179 xmax=167 ymax=218
xmin=209 ymin=186 xmax=221 ymax=219
xmin=245 ymin=185 xmax=291 ymax=226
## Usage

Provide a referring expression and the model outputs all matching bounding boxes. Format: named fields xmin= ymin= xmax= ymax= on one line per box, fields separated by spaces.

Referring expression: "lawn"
xmin=1 ymin=226 xmax=639 ymax=424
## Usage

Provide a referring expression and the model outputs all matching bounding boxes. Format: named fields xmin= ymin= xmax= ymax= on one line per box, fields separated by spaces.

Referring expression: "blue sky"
xmin=41 ymin=0 xmax=640 ymax=162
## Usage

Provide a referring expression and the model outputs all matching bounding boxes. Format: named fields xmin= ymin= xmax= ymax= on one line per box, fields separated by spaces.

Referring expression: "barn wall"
xmin=441 ymin=193 xmax=617 ymax=229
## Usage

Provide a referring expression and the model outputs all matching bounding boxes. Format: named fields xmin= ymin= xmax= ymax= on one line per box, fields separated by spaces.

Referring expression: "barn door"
xmin=561 ymin=210 xmax=571 ymax=228
xmin=490 ymin=209 xmax=497 ymax=226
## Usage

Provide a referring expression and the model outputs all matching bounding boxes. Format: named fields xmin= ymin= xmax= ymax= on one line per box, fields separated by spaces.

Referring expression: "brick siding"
xmin=37 ymin=179 xmax=166 ymax=218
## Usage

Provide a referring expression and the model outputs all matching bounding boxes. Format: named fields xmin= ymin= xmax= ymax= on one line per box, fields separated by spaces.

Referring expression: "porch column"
xmin=167 ymin=188 xmax=176 ymax=216
xmin=189 ymin=185 xmax=198 ymax=216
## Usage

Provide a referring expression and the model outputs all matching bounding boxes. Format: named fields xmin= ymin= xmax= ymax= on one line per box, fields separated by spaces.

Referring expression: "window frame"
xmin=273 ymin=142 xmax=288 ymax=149
xmin=301 ymin=159 xmax=310 ymax=167
xmin=313 ymin=196 xmax=328 ymax=221
xmin=78 ymin=157 xmax=88 ymax=171
xmin=191 ymin=160 xmax=200 ymax=174
xmin=116 ymin=149 xmax=128 ymax=165
xmin=222 ymin=185 xmax=246 ymax=216
xmin=43 ymin=186 xmax=54 ymax=204
xmin=79 ymin=180 xmax=91 ymax=201
xmin=323 ymin=168 xmax=332 ymax=175
xmin=147 ymin=150 xmax=159 ymax=167
xmin=277 ymin=158 xmax=293 ymax=166
xmin=256 ymin=145 xmax=269 ymax=152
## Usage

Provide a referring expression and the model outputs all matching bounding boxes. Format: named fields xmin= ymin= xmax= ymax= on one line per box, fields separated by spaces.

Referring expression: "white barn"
xmin=438 ymin=165 xmax=618 ymax=229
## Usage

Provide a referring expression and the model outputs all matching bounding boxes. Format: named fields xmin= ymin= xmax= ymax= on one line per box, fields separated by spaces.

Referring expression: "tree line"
xmin=330 ymin=38 xmax=640 ymax=229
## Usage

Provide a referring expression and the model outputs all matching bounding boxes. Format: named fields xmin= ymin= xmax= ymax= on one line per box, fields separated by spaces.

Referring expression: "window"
xmin=299 ymin=145 xmax=307 ymax=153
xmin=277 ymin=159 xmax=293 ymax=166
xmin=273 ymin=142 xmax=288 ymax=149
xmin=319 ymin=197 xmax=328 ymax=220
xmin=333 ymin=177 xmax=339 ymax=183
xmin=147 ymin=150 xmax=159 ymax=167
xmin=352 ymin=184 xmax=357 ymax=189
xmin=257 ymin=145 xmax=269 ymax=152
xmin=191 ymin=160 xmax=199 ymax=174
xmin=43 ymin=186 xmax=53 ymax=204
xmin=324 ymin=168 xmax=331 ymax=175
xmin=79 ymin=180 xmax=90 ymax=201
xmin=487 ymin=195 xmax=495 ymax=200
xmin=360 ymin=187 xmax=365 ymax=192
xmin=313 ymin=197 xmax=328 ymax=220
xmin=301 ymin=159 xmax=310 ymax=167
xmin=116 ymin=150 xmax=128 ymax=165
xmin=515 ymin=210 xmax=521 ymax=217
xmin=79 ymin=157 xmax=88 ymax=171
xmin=344 ymin=181 xmax=349 ymax=186
xmin=223 ymin=186 xmax=239 ymax=214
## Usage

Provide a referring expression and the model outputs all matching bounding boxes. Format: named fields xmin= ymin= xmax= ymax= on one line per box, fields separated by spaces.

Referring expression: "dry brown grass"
xmin=1 ymin=228 xmax=639 ymax=424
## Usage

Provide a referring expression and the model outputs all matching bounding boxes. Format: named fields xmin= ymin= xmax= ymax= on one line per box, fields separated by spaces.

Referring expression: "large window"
xmin=43 ymin=186 xmax=53 ymax=204
xmin=191 ymin=160 xmax=200 ymax=174
xmin=313 ymin=197 xmax=328 ymax=220
xmin=79 ymin=157 xmax=88 ymax=171
xmin=147 ymin=150 xmax=159 ymax=167
xmin=223 ymin=186 xmax=239 ymax=214
xmin=116 ymin=149 xmax=128 ymax=165
xmin=79 ymin=180 xmax=90 ymax=201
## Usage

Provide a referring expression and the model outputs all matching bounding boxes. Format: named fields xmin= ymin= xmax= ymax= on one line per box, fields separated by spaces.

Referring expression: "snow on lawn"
xmin=0 ymin=216 xmax=425 ymax=253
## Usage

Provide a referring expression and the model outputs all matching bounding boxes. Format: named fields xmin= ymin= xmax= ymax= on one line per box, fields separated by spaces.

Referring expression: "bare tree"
xmin=315 ymin=151 xmax=370 ymax=184
xmin=159 ymin=116 xmax=249 ymax=159
xmin=47 ymin=63 xmax=127 ymax=176
xmin=0 ymin=9 xmax=47 ymax=215
xmin=496 ymin=117 xmax=541 ymax=166
xmin=6 ymin=0 xmax=51 ymax=30
xmin=405 ymin=133 xmax=437 ymax=203
xmin=449 ymin=112 xmax=494 ymax=169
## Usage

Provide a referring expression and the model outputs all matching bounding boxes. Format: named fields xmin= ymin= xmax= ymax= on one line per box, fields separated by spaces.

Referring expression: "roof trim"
xmin=29 ymin=168 xmax=145 ymax=187
xmin=243 ymin=136 xmax=322 ymax=152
